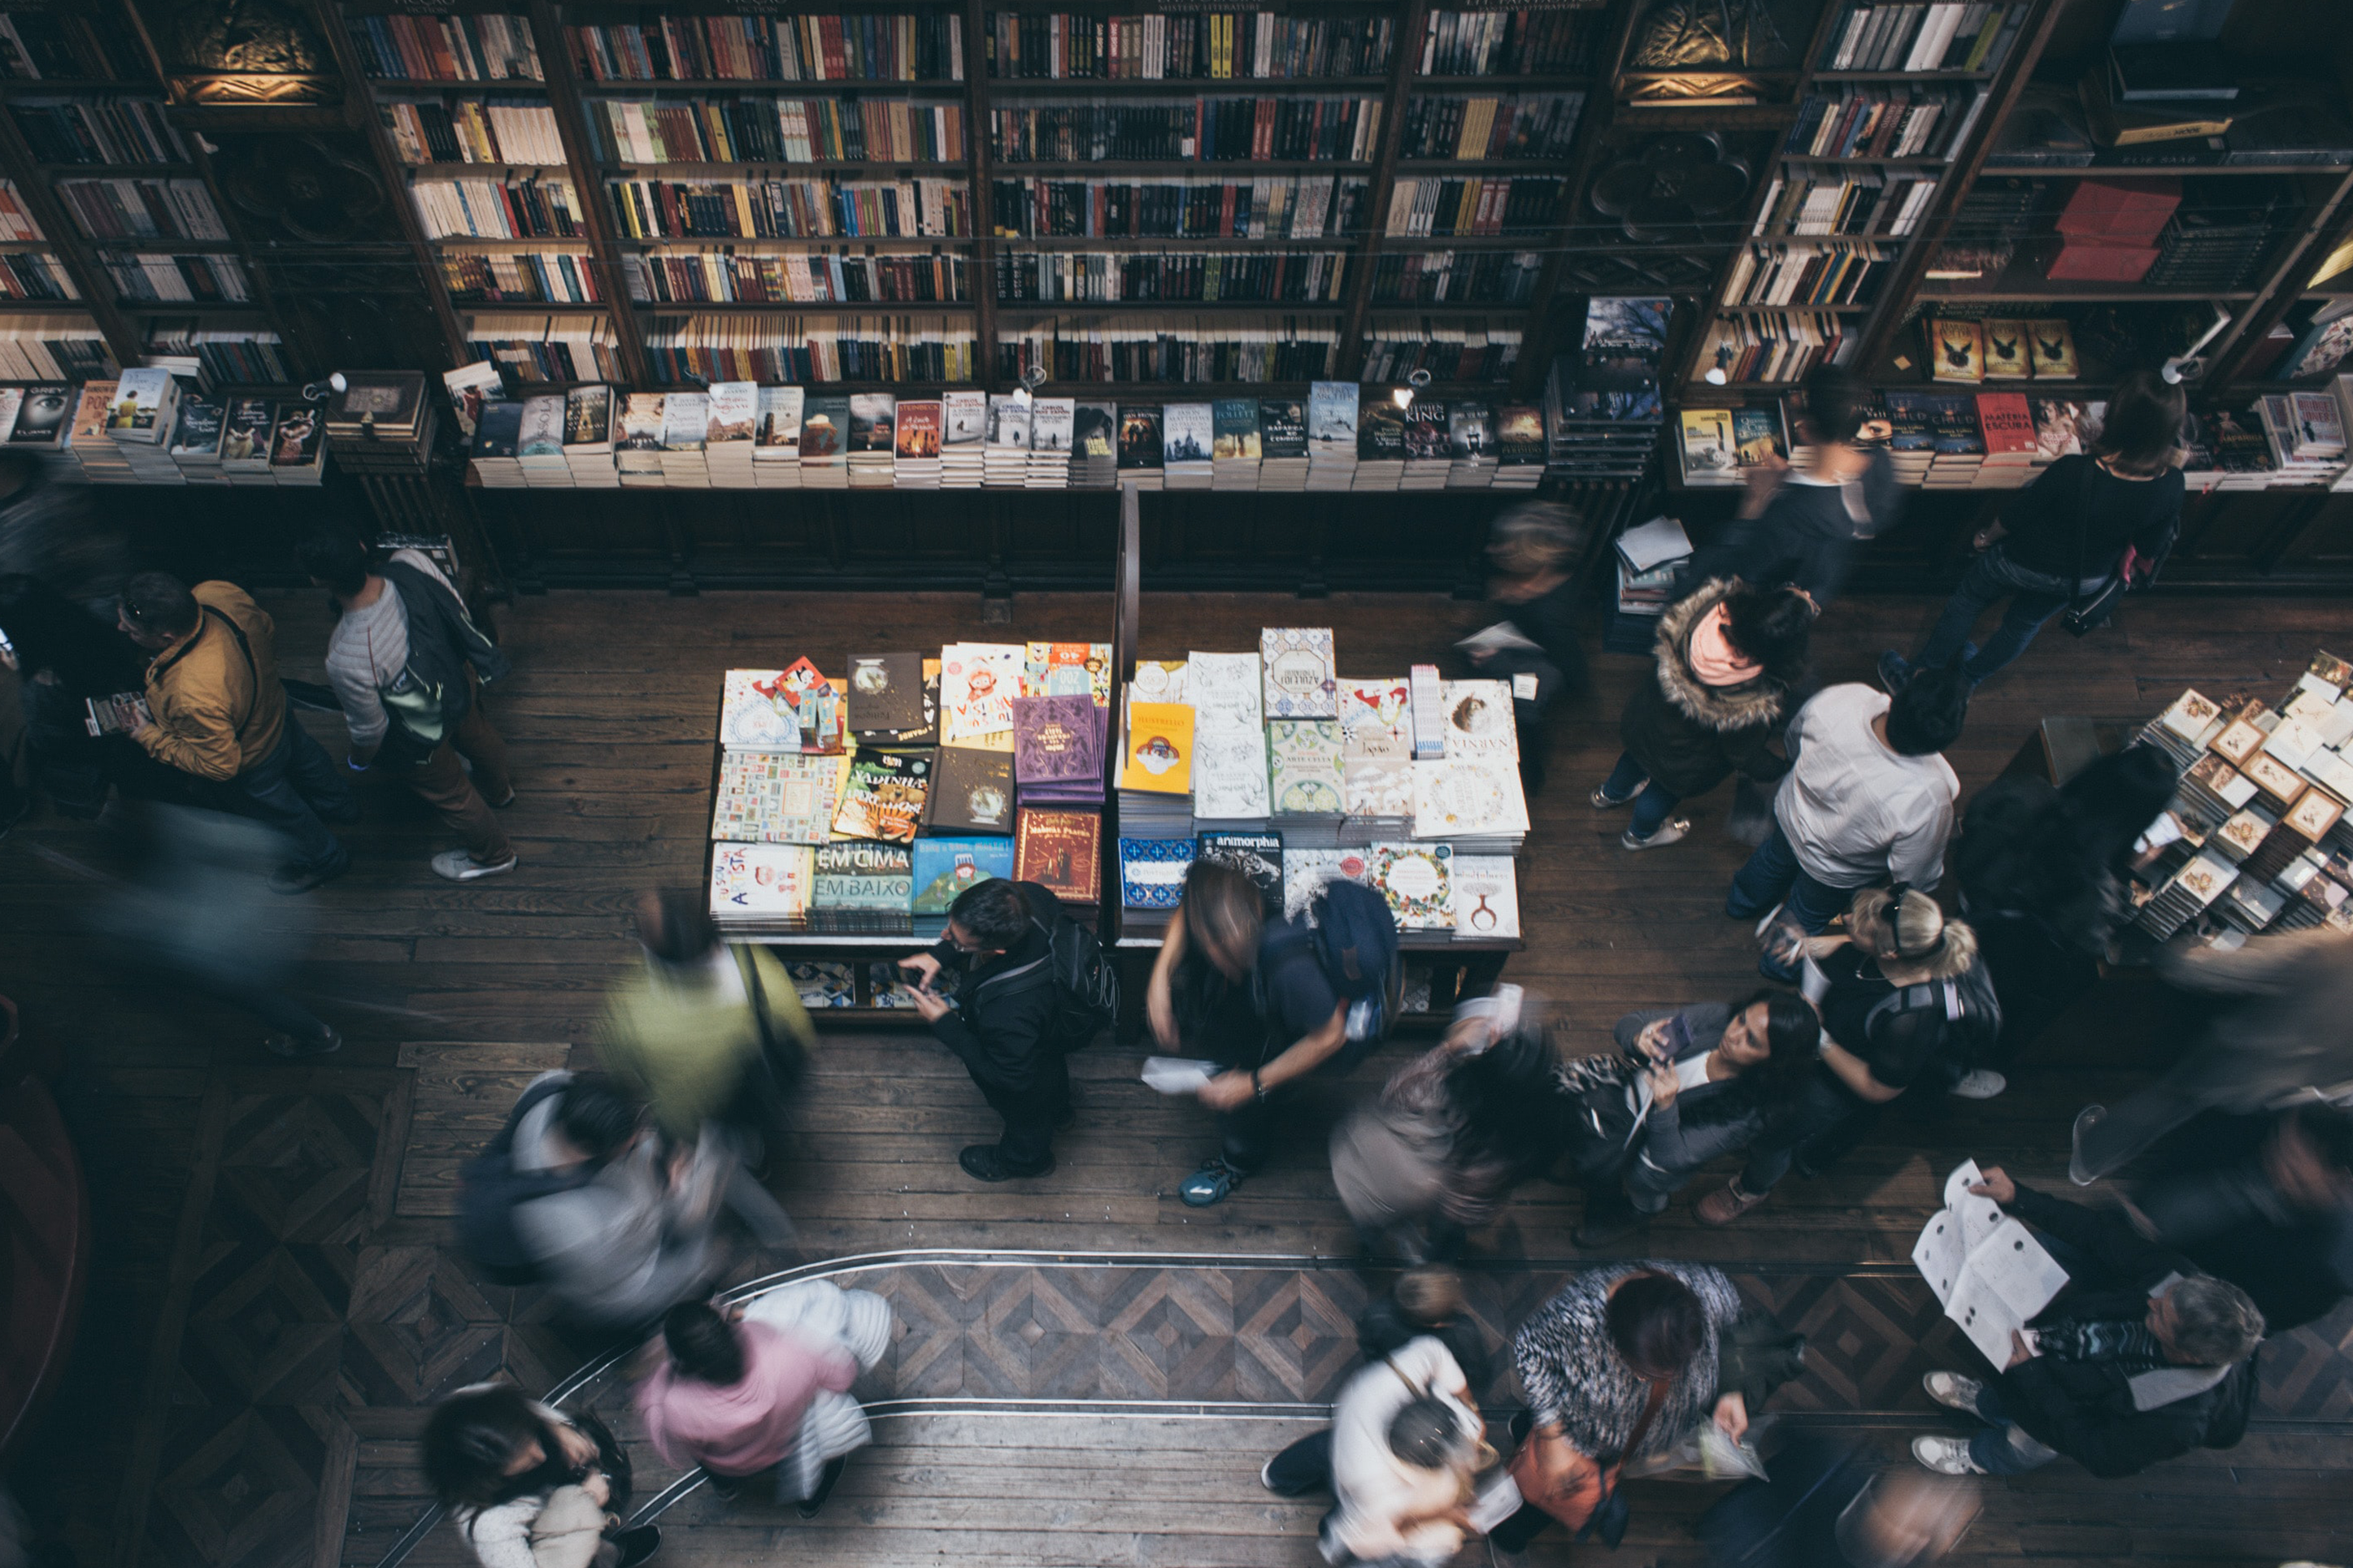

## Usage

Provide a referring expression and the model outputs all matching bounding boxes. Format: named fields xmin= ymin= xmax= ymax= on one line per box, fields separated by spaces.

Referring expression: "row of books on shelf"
xmin=0 ymin=182 xmax=41 ymax=242
xmin=986 ymin=12 xmax=1394 ymax=82
xmin=452 ymin=377 xmax=1551 ymax=493
xmin=0 ymin=319 xmax=111 ymax=382
xmin=1371 ymin=250 xmax=1544 ymax=307
xmin=1694 ymin=311 xmax=1856 ymax=387
xmin=1816 ymin=2 xmax=2028 ymax=75
xmin=1395 ymin=93 xmax=1583 ymax=163
xmin=0 ymin=375 xmax=322 ymax=486
xmin=1783 ymin=85 xmax=1982 ymax=163
xmin=1124 ymin=836 xmax=1520 ymax=940
xmin=9 ymin=99 xmax=188 ymax=168
xmin=0 ymin=254 xmax=75 ymax=302
xmin=0 ymin=14 xmax=106 ymax=82
xmin=383 ymin=100 xmax=565 ymax=168
xmin=985 ymin=98 xmax=1385 ymax=165
xmin=990 ymin=175 xmax=1366 ymax=241
xmin=606 ymin=176 xmax=972 ymax=241
xmin=585 ymin=98 xmax=965 ymax=167
xmin=352 ymin=14 xmax=542 ymax=83
xmin=1385 ymin=176 xmax=1561 ymax=239
xmin=52 ymin=178 xmax=226 ymax=244
xmin=1921 ymin=315 xmax=2082 ymax=383
xmin=1720 ymin=241 xmax=1894 ymax=308
xmin=2129 ymin=666 xmax=2353 ymax=945
xmin=994 ymin=250 xmax=1348 ymax=306
xmin=566 ymin=15 xmax=965 ymax=86
xmin=410 ymin=176 xmax=583 ymax=242
xmin=102 ymin=252 xmax=250 ymax=306
xmin=628 ymin=250 xmax=967 ymax=307
xmin=444 ymin=251 xmax=601 ymax=307
xmin=1418 ymin=9 xmax=1594 ymax=78
xmin=1756 ymin=167 xmax=1939 ymax=238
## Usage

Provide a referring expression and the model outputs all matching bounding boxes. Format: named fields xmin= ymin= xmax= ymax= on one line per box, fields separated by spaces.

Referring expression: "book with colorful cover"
xmin=812 ymin=840 xmax=915 ymax=912
xmin=1120 ymin=836 xmax=1195 ymax=909
xmin=894 ymin=398 xmax=941 ymax=458
xmin=1011 ymin=693 xmax=1105 ymax=789
xmin=776 ymin=657 xmax=844 ymax=752
xmin=940 ymin=641 xmax=1023 ymax=745
xmin=1119 ymin=702 xmax=1195 ymax=794
xmin=708 ymin=842 xmax=816 ymax=922
xmin=1338 ymin=677 xmax=1414 ymax=758
xmin=1197 ymin=830 xmax=1282 ymax=914
xmin=1267 ymin=719 xmax=1346 ymax=815
xmin=720 ymin=669 xmax=802 ymax=751
xmin=1259 ymin=627 xmax=1338 ymax=719
xmin=1679 ymin=406 xmax=1735 ymax=483
xmin=1925 ymin=392 xmax=1985 ymax=456
xmin=831 ymin=750 xmax=930 ymax=843
xmin=911 ymin=836 xmax=1014 ymax=913
xmin=1440 ymin=680 xmax=1518 ymax=759
xmin=1883 ymin=390 xmax=1939 ymax=454
xmin=2026 ymin=318 xmax=2077 ymax=380
xmin=1211 ymin=397 xmax=1262 ymax=460
xmin=848 ymin=392 xmax=898 ymax=453
xmin=1022 ymin=641 xmax=1111 ymax=706
xmin=1370 ymin=841 xmax=1456 ymax=931
xmin=1928 ymin=317 xmax=1985 ymax=384
xmin=1976 ymin=392 xmax=2037 ymax=457
xmin=1981 ymin=319 xmax=2032 ymax=380
xmin=1014 ymin=808 xmax=1103 ymax=904
xmin=927 ymin=745 xmax=1016 ymax=833
xmin=1732 ymin=404 xmax=1787 ymax=466
xmin=711 ymin=751 xmax=839 ymax=844
xmin=799 ymin=395 xmax=849 ymax=460
xmin=1117 ymin=403 xmax=1163 ymax=470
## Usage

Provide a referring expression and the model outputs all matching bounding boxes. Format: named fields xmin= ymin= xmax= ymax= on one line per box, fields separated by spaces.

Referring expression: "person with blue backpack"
xmin=898 ymin=875 xmax=1118 ymax=1184
xmin=1147 ymin=861 xmax=1402 ymax=1208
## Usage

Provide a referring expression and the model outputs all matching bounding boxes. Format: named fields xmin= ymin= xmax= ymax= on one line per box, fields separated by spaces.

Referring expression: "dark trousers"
xmin=207 ymin=724 xmax=350 ymax=874
xmin=1490 ymin=1502 xmax=1552 ymax=1551
xmin=1263 ymin=1428 xmax=1333 ymax=1494
xmin=1916 ymin=545 xmax=2103 ymax=685
xmin=391 ymin=698 xmax=514 ymax=863
xmin=1725 ymin=820 xmax=1855 ymax=932
xmin=973 ymin=1050 xmax=1068 ymax=1173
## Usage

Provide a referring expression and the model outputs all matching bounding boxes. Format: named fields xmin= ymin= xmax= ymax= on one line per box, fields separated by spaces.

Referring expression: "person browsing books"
xmin=898 ymin=877 xmax=1070 ymax=1184
xmin=116 ymin=571 xmax=354 ymax=893
xmin=299 ymin=528 xmax=519 ymax=883
xmin=1681 ymin=365 xmax=1900 ymax=610
xmin=1908 ymin=1165 xmax=2264 ymax=1480
xmin=1466 ymin=502 xmax=1588 ymax=794
xmin=1881 ymin=370 xmax=2186 ymax=692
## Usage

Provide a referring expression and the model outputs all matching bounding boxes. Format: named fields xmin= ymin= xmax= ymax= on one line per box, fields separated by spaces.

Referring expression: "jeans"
xmin=1916 ymin=546 xmax=2107 ymax=684
xmin=391 ymin=697 xmax=513 ymax=864
xmin=205 ymin=723 xmax=350 ymax=875
xmin=1965 ymin=1382 xmax=2059 ymax=1475
xmin=1602 ymin=751 xmax=1682 ymax=840
xmin=1725 ymin=821 xmax=1855 ymax=933
xmin=1738 ymin=1070 xmax=1859 ymax=1194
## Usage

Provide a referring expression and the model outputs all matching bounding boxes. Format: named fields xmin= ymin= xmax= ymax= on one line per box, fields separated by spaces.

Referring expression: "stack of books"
xmin=616 ymin=393 xmax=665 ymax=487
xmin=1339 ymin=675 xmax=1416 ymax=837
xmin=469 ymin=402 xmax=525 ymax=486
xmin=2256 ymin=392 xmax=2347 ymax=483
xmin=1883 ymin=391 xmax=1938 ymax=486
xmin=1545 ymin=297 xmax=1670 ymax=480
xmin=1070 ymin=401 xmax=1118 ymax=488
xmin=1607 ymin=514 xmax=1691 ymax=653
xmin=894 ymin=397 xmax=943 ymax=487
xmin=1116 ymin=404 xmax=1163 ymax=489
xmin=165 ymin=393 xmax=226 ymax=484
xmin=983 ymin=393 xmax=1029 ymax=486
xmin=1163 ymin=401 xmax=1213 ymax=488
xmin=1676 ymin=403 xmax=1788 ymax=489
xmin=1028 ymin=396 xmax=1073 ymax=488
xmin=1117 ymin=693 xmax=1196 ymax=845
xmin=564 ymin=384 xmax=620 ymax=489
xmin=1399 ymin=400 xmax=1451 ymax=490
xmin=942 ymin=389 xmax=986 ymax=487
xmin=102 ymin=367 xmax=184 ymax=483
xmin=1973 ymin=390 xmax=2038 ymax=489
xmin=1306 ymin=380 xmax=1358 ymax=489
xmin=1446 ymin=403 xmax=1494 ymax=489
xmin=517 ymin=393 xmax=571 ymax=487
xmin=702 ymin=382 xmax=757 ymax=488
xmin=1352 ymin=397 xmax=1407 ymax=489
xmin=847 ymin=393 xmax=898 ymax=488
xmin=754 ymin=386 xmax=802 ymax=487
xmin=325 ymin=371 xmax=433 ymax=476
xmin=801 ymin=394 xmax=850 ymax=488
xmin=1187 ymin=649 xmax=1271 ymax=831
xmin=1921 ymin=391 xmax=1985 ymax=489
xmin=220 ymin=396 xmax=280 ymax=486
xmin=1259 ymin=397 xmax=1309 ymax=490
xmin=1211 ymin=398 xmax=1261 ymax=489
xmin=659 ymin=392 xmax=710 ymax=487
xmin=1490 ymin=404 xmax=1546 ymax=489
xmin=1411 ymin=678 xmax=1529 ymax=855
xmin=272 ymin=405 xmax=328 ymax=486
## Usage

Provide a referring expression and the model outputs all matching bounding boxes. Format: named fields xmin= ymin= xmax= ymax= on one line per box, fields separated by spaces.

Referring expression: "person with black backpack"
xmin=298 ymin=527 xmax=517 ymax=884
xmin=1147 ymin=860 xmax=1401 ymax=1208
xmin=1698 ymin=886 xmax=1999 ymax=1229
xmin=898 ymin=877 xmax=1116 ymax=1184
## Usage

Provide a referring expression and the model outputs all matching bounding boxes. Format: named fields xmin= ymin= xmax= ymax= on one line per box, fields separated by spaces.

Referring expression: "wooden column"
xmin=1337 ymin=0 xmax=1430 ymax=380
xmin=963 ymin=0 xmax=999 ymax=389
xmin=526 ymin=0 xmax=651 ymax=386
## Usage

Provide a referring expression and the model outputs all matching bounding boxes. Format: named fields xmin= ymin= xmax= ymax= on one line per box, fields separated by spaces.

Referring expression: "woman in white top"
xmin=423 ymin=1383 xmax=660 ymax=1568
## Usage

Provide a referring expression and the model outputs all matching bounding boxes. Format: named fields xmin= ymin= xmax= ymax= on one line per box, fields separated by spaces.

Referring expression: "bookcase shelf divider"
xmin=528 ymin=0 xmax=651 ymax=386
xmin=1335 ymin=0 xmax=1428 ymax=381
xmin=2208 ymin=167 xmax=2353 ymax=390
xmin=964 ymin=0 xmax=998 ymax=389
xmin=0 ymin=96 xmax=139 ymax=367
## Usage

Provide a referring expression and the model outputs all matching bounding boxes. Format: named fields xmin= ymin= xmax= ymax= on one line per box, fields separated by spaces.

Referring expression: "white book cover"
xmin=940 ymin=642 xmax=1023 ymax=742
xmin=1411 ymin=755 xmax=1529 ymax=838
xmin=754 ymin=385 xmax=804 ymax=458
xmin=1186 ymin=651 xmax=1264 ymax=732
xmin=1193 ymin=725 xmax=1272 ymax=819
xmin=661 ymin=392 xmax=709 ymax=450
xmin=1259 ymin=627 xmax=1338 ymax=719
xmin=1450 ymin=855 xmax=1520 ymax=938
xmin=943 ymin=389 xmax=987 ymax=445
xmin=1339 ymin=676 xmax=1414 ymax=758
xmin=718 ymin=669 xmax=801 ymax=750
xmin=1281 ymin=846 xmax=1370 ymax=919
xmin=1343 ymin=758 xmax=1414 ymax=819
xmin=705 ymin=381 xmax=758 ymax=448
xmin=1616 ymin=514 xmax=1694 ymax=573
xmin=1912 ymin=1161 xmax=2070 ymax=1366
xmin=516 ymin=393 xmax=565 ymax=458
xmin=1440 ymin=680 xmax=1519 ymax=759
xmin=1029 ymin=397 xmax=1074 ymax=454
xmin=986 ymin=394 xmax=1032 ymax=450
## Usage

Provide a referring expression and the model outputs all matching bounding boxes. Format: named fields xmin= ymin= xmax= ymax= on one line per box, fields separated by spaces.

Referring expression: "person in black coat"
xmin=899 ymin=878 xmax=1068 ymax=1183
xmin=1595 ymin=576 xmax=1813 ymax=851
xmin=1910 ymin=1166 xmax=2264 ymax=1479
xmin=1466 ymin=502 xmax=1588 ymax=795
xmin=0 ymin=571 xmax=185 ymax=814
xmin=1681 ymin=364 xmax=1901 ymax=610
xmin=2132 ymin=1105 xmax=2353 ymax=1335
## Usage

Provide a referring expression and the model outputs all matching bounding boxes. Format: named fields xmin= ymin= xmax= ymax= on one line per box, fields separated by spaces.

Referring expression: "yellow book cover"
xmin=1928 ymin=318 xmax=1985 ymax=384
xmin=1120 ymin=701 xmax=1195 ymax=794
xmin=1981 ymin=319 xmax=2032 ymax=380
xmin=2026 ymin=319 xmax=2078 ymax=380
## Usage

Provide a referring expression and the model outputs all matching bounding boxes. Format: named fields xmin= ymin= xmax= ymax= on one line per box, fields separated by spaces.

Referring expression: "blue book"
xmin=911 ymin=836 xmax=1014 ymax=914
xmin=1120 ymin=836 xmax=1196 ymax=910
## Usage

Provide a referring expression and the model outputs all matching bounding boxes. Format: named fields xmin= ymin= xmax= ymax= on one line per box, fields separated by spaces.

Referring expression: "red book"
xmin=1974 ymin=393 xmax=2037 ymax=461
xmin=2055 ymin=177 xmax=2180 ymax=246
xmin=1014 ymin=808 xmax=1102 ymax=905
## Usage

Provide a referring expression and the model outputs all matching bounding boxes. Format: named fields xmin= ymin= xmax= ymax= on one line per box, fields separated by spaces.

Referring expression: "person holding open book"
xmin=1465 ymin=502 xmax=1587 ymax=795
xmin=1909 ymin=1165 xmax=2264 ymax=1479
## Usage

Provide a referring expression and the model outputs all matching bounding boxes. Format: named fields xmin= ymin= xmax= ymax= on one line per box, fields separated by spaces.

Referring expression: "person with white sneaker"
xmin=299 ymin=527 xmax=520 ymax=884
xmin=1909 ymin=1165 xmax=2265 ymax=1480
xmin=1595 ymin=577 xmax=1812 ymax=853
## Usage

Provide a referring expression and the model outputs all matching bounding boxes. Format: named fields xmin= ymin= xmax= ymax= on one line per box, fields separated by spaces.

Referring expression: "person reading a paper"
xmin=1909 ymin=1163 xmax=2266 ymax=1479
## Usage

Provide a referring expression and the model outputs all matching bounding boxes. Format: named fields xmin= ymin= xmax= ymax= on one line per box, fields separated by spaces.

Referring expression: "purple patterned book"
xmin=1012 ymin=694 xmax=1104 ymax=789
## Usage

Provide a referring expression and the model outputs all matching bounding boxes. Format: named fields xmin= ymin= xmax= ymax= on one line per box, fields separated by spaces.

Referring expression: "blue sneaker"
xmin=1179 ymin=1158 xmax=1246 ymax=1207
xmin=1876 ymin=650 xmax=1913 ymax=694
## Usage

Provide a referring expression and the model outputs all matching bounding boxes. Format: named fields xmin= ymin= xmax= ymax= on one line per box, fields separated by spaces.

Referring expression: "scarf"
xmin=1685 ymin=602 xmax=1762 ymax=688
xmin=2035 ymin=1318 xmax=2166 ymax=1373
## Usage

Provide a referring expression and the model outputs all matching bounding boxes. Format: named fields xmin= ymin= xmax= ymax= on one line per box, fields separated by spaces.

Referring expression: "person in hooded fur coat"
xmin=1594 ymin=577 xmax=1815 ymax=851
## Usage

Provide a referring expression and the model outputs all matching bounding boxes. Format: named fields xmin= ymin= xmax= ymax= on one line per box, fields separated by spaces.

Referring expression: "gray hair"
xmin=1486 ymin=502 xmax=1585 ymax=577
xmin=2165 ymin=1275 xmax=2265 ymax=1366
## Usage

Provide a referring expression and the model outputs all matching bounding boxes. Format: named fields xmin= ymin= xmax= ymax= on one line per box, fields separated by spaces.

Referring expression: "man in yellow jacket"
xmin=118 ymin=571 xmax=354 ymax=893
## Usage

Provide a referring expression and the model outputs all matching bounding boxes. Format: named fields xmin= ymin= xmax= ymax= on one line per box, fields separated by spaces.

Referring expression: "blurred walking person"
xmin=423 ymin=1383 xmax=659 ymax=1568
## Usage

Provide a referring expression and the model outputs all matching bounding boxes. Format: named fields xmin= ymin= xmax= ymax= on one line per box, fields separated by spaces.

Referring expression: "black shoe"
xmin=320 ymin=801 xmax=362 ymax=826
xmin=959 ymin=1145 xmax=1054 ymax=1182
xmin=1055 ymin=1103 xmax=1077 ymax=1130
xmin=796 ymin=1455 xmax=846 ymax=1519
xmin=702 ymin=1470 xmax=742 ymax=1502
xmin=610 ymin=1525 xmax=660 ymax=1567
xmin=268 ymin=858 xmax=349 ymax=895
xmin=1876 ymin=650 xmax=1914 ymax=694
xmin=1508 ymin=1409 xmax=1533 ymax=1446
xmin=263 ymin=1025 xmax=342 ymax=1059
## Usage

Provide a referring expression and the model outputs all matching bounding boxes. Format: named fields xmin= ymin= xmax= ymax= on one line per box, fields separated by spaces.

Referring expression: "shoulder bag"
xmin=2061 ymin=459 xmax=2129 ymax=637
xmin=1506 ymin=1275 xmax=1676 ymax=1544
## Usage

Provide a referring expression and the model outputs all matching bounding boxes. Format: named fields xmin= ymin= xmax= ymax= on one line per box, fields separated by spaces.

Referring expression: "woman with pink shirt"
xmin=633 ymin=1281 xmax=890 ymax=1517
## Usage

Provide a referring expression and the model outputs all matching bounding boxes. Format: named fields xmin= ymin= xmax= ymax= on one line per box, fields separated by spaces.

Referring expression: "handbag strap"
xmin=1617 ymin=1375 xmax=1672 ymax=1470
xmin=2068 ymin=457 xmax=2096 ymax=594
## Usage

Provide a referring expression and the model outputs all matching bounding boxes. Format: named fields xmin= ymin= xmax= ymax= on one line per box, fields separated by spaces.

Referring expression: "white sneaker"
xmin=433 ymin=849 xmax=518 ymax=882
xmin=2069 ymin=1104 xmax=2108 ymax=1186
xmin=1911 ymin=1435 xmax=1985 ymax=1475
xmin=1947 ymin=1069 xmax=2007 ymax=1100
xmin=1752 ymin=901 xmax=1786 ymax=939
xmin=1622 ymin=818 xmax=1691 ymax=851
xmin=1923 ymin=1370 xmax=1983 ymax=1412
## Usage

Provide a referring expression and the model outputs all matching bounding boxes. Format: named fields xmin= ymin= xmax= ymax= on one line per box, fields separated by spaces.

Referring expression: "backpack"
xmin=455 ymin=1074 xmax=599 ymax=1284
xmin=1554 ymin=1053 xmax=1648 ymax=1181
xmin=376 ymin=559 xmax=512 ymax=755
xmin=1255 ymin=880 xmax=1405 ymax=1048
xmin=976 ymin=894 xmax=1119 ymax=1051
xmin=1869 ymin=961 xmax=2003 ymax=1083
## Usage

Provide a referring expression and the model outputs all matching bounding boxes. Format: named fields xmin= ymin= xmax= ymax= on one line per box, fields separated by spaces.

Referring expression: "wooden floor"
xmin=5 ymin=585 xmax=2352 ymax=1568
